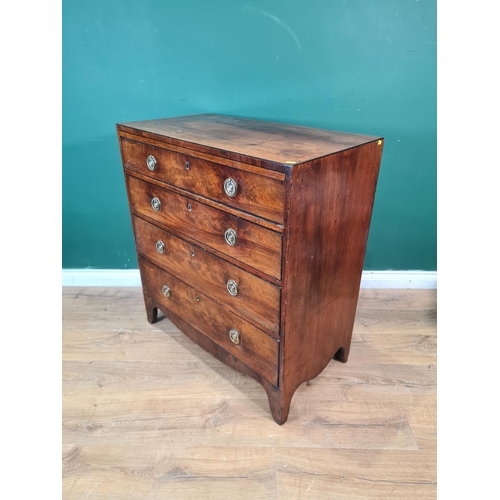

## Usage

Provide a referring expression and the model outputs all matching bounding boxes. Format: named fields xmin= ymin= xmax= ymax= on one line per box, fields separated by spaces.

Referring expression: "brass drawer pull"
xmin=229 ymin=329 xmax=241 ymax=345
xmin=151 ymin=197 xmax=161 ymax=212
xmin=146 ymin=155 xmax=157 ymax=171
xmin=156 ymin=240 xmax=165 ymax=254
xmin=224 ymin=178 xmax=238 ymax=197
xmin=226 ymin=279 xmax=238 ymax=296
xmin=162 ymin=285 xmax=171 ymax=297
xmin=224 ymin=228 xmax=237 ymax=246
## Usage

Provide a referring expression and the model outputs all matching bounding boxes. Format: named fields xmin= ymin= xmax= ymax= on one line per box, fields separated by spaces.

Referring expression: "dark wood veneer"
xmin=275 ymin=141 xmax=383 ymax=422
xmin=122 ymin=137 xmax=285 ymax=223
xmin=118 ymin=114 xmax=379 ymax=171
xmin=139 ymin=257 xmax=279 ymax=386
xmin=126 ymin=174 xmax=283 ymax=280
xmin=117 ymin=114 xmax=383 ymax=424
xmin=132 ymin=216 xmax=281 ymax=336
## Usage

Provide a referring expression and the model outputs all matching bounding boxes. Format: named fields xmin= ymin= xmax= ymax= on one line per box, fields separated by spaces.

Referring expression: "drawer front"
xmin=121 ymin=138 xmax=285 ymax=223
xmin=133 ymin=216 xmax=280 ymax=336
xmin=140 ymin=257 xmax=278 ymax=385
xmin=127 ymin=175 xmax=282 ymax=280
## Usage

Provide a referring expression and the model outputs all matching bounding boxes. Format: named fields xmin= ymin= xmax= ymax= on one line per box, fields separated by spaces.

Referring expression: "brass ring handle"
xmin=224 ymin=178 xmax=238 ymax=197
xmin=224 ymin=228 xmax=237 ymax=246
xmin=151 ymin=197 xmax=161 ymax=212
xmin=229 ymin=329 xmax=241 ymax=345
xmin=226 ymin=279 xmax=238 ymax=296
xmin=156 ymin=240 xmax=165 ymax=254
xmin=146 ymin=155 xmax=157 ymax=171
xmin=162 ymin=285 xmax=171 ymax=297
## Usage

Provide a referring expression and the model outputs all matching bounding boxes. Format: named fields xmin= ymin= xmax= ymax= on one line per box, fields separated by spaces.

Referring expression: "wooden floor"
xmin=62 ymin=287 xmax=436 ymax=499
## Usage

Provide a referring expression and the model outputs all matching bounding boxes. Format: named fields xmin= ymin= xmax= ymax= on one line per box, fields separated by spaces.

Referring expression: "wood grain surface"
xmin=126 ymin=174 xmax=283 ymax=280
xmin=276 ymin=140 xmax=383 ymax=423
xmin=63 ymin=287 xmax=436 ymax=499
xmin=119 ymin=114 xmax=384 ymax=425
xmin=121 ymin=137 xmax=285 ymax=223
xmin=132 ymin=215 xmax=281 ymax=336
xmin=138 ymin=257 xmax=279 ymax=385
xmin=117 ymin=114 xmax=381 ymax=170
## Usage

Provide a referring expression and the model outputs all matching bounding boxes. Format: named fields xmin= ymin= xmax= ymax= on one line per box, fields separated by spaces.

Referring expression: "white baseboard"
xmin=62 ymin=269 xmax=436 ymax=289
xmin=359 ymin=271 xmax=436 ymax=289
xmin=62 ymin=269 xmax=142 ymax=287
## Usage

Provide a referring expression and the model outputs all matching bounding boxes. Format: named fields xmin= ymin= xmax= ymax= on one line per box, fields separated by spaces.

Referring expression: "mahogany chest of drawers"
xmin=117 ymin=114 xmax=383 ymax=424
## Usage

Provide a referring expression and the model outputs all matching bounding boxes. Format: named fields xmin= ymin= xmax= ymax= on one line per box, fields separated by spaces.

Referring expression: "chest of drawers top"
xmin=117 ymin=114 xmax=383 ymax=425
xmin=117 ymin=113 xmax=379 ymax=172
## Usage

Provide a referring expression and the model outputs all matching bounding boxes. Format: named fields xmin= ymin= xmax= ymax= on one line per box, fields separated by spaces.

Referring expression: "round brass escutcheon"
xmin=156 ymin=240 xmax=165 ymax=254
xmin=151 ymin=197 xmax=161 ymax=212
xmin=161 ymin=285 xmax=171 ymax=298
xmin=226 ymin=279 xmax=238 ymax=296
xmin=146 ymin=155 xmax=157 ymax=171
xmin=224 ymin=178 xmax=238 ymax=197
xmin=224 ymin=228 xmax=237 ymax=246
xmin=229 ymin=329 xmax=241 ymax=345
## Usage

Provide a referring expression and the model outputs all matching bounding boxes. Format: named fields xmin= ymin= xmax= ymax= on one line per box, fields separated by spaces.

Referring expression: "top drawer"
xmin=120 ymin=138 xmax=285 ymax=224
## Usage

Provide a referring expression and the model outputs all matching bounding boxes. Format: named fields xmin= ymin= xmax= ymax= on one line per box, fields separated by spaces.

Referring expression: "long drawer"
xmin=139 ymin=257 xmax=279 ymax=385
xmin=132 ymin=216 xmax=280 ymax=336
xmin=121 ymin=138 xmax=285 ymax=223
xmin=126 ymin=175 xmax=283 ymax=280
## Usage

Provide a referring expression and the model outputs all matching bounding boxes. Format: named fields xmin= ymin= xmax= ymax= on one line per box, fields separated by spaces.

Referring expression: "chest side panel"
xmin=281 ymin=140 xmax=383 ymax=393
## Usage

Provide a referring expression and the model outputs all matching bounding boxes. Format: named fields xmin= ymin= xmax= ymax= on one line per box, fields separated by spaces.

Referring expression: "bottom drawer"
xmin=139 ymin=257 xmax=279 ymax=385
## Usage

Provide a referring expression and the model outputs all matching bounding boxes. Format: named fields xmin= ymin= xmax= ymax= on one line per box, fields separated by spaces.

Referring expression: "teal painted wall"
xmin=63 ymin=0 xmax=436 ymax=270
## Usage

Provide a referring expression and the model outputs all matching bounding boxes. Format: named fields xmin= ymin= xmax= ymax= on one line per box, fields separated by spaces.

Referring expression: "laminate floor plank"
xmin=356 ymin=289 xmax=436 ymax=310
xmin=63 ymin=445 xmax=276 ymax=500
xmin=63 ymin=360 xmax=435 ymax=404
xmin=63 ymin=393 xmax=417 ymax=449
xmin=275 ymin=448 xmax=436 ymax=500
xmin=349 ymin=333 xmax=437 ymax=364
xmin=62 ymin=287 xmax=437 ymax=499
xmin=402 ymin=400 xmax=437 ymax=451
xmin=353 ymin=311 xmax=437 ymax=335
